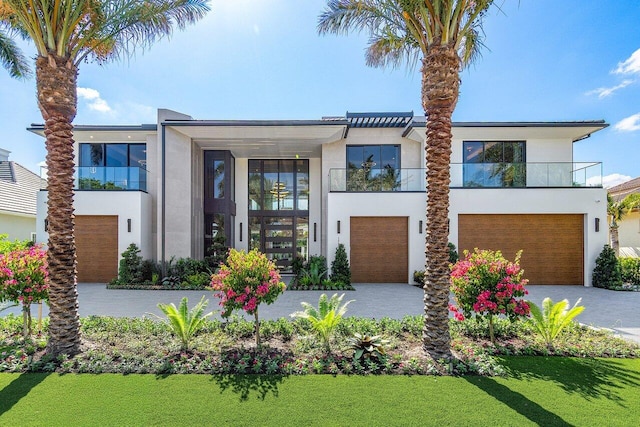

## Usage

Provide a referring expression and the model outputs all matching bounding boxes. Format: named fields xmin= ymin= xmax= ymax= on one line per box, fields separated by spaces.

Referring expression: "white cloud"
xmin=585 ymin=80 xmax=633 ymax=98
xmin=600 ymin=173 xmax=633 ymax=189
xmin=77 ymin=87 xmax=112 ymax=113
xmin=253 ymin=24 xmax=260 ymax=35
xmin=614 ymin=113 xmax=640 ymax=132
xmin=614 ymin=48 xmax=640 ymax=75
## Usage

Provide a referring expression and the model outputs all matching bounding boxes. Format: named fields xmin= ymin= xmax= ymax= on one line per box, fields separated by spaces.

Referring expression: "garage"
xmin=75 ymin=215 xmax=119 ymax=283
xmin=350 ymin=216 xmax=408 ymax=283
xmin=458 ymin=214 xmax=584 ymax=285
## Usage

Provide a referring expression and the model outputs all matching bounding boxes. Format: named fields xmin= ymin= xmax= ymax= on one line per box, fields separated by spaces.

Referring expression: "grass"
xmin=0 ymin=357 xmax=638 ymax=426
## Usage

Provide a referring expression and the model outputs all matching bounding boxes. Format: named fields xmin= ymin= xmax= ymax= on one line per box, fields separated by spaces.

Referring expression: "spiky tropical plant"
xmin=607 ymin=193 xmax=640 ymax=256
xmin=0 ymin=0 xmax=209 ymax=357
xmin=528 ymin=297 xmax=585 ymax=349
xmin=157 ymin=296 xmax=215 ymax=351
xmin=290 ymin=293 xmax=354 ymax=351
xmin=319 ymin=0 xmax=500 ymax=360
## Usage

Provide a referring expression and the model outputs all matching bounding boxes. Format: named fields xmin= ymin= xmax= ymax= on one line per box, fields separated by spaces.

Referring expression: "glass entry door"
xmin=249 ymin=216 xmax=308 ymax=272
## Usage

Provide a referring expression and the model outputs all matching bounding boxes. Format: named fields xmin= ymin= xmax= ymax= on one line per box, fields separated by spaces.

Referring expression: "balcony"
xmin=75 ymin=166 xmax=148 ymax=191
xmin=328 ymin=162 xmax=602 ymax=192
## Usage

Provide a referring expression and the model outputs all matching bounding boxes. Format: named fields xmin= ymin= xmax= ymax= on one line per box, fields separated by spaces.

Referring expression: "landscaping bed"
xmin=1 ymin=315 xmax=637 ymax=376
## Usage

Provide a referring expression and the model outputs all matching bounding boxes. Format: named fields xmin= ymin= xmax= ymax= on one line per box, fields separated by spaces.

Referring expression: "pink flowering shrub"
xmin=449 ymin=248 xmax=530 ymax=343
xmin=0 ymin=245 xmax=49 ymax=336
xmin=211 ymin=249 xmax=285 ymax=346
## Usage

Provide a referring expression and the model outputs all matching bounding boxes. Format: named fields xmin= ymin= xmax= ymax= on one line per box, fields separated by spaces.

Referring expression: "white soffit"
xmin=172 ymin=124 xmax=347 ymax=158
xmin=405 ymin=124 xmax=607 ymax=143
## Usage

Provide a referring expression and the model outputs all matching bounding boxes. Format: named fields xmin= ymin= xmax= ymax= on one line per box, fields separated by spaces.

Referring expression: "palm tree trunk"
xmin=36 ymin=55 xmax=81 ymax=357
xmin=421 ymin=44 xmax=460 ymax=361
xmin=610 ymin=225 xmax=620 ymax=257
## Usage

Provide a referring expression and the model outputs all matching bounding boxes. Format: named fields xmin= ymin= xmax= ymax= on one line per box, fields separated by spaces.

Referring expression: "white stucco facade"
xmin=36 ymin=190 xmax=153 ymax=260
xmin=31 ymin=111 xmax=609 ymax=285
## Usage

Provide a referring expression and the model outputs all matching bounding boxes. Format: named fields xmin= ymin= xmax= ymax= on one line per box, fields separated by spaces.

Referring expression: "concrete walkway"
xmin=2 ymin=283 xmax=639 ymax=343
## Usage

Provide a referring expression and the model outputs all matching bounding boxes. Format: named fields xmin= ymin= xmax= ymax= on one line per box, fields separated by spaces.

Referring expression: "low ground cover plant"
xmin=0 ymin=313 xmax=637 ymax=376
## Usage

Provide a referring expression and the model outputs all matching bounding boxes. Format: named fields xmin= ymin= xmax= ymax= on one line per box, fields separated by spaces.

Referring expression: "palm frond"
xmin=319 ymin=0 xmax=497 ymax=71
xmin=0 ymin=27 xmax=30 ymax=78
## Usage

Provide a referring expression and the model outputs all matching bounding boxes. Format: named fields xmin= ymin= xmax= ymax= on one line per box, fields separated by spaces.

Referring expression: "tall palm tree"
xmin=1 ymin=0 xmax=209 ymax=357
xmin=319 ymin=0 xmax=498 ymax=360
xmin=607 ymin=193 xmax=640 ymax=256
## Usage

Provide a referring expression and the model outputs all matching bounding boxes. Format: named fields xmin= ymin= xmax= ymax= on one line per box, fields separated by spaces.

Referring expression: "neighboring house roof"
xmin=0 ymin=161 xmax=43 ymax=216
xmin=608 ymin=177 xmax=640 ymax=200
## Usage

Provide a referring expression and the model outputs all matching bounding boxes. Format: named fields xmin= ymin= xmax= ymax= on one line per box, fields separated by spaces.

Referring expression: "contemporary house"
xmin=608 ymin=177 xmax=640 ymax=257
xmin=0 ymin=148 xmax=41 ymax=241
xmin=31 ymin=110 xmax=608 ymax=285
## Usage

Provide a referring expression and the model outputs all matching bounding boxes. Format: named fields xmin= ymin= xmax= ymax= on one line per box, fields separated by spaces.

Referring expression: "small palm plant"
xmin=528 ymin=298 xmax=585 ymax=348
xmin=290 ymin=293 xmax=354 ymax=352
xmin=157 ymin=297 xmax=215 ymax=351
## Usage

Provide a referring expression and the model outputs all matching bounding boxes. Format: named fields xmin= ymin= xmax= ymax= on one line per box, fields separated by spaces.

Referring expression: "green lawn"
xmin=1 ymin=357 xmax=638 ymax=426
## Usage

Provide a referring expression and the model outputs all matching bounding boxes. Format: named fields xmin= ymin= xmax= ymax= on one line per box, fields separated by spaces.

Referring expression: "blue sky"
xmin=1 ymin=0 xmax=639 ymax=187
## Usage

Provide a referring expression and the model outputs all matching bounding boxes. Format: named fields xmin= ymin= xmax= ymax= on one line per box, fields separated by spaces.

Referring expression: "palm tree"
xmin=319 ymin=0 xmax=498 ymax=360
xmin=1 ymin=0 xmax=209 ymax=357
xmin=607 ymin=193 xmax=640 ymax=256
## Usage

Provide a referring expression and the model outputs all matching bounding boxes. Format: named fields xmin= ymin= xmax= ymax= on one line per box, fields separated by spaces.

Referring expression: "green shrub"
xmin=0 ymin=234 xmax=33 ymax=254
xmin=330 ymin=244 xmax=351 ymax=285
xmin=116 ymin=243 xmax=145 ymax=285
xmin=413 ymin=270 xmax=425 ymax=285
xmin=448 ymin=242 xmax=459 ymax=264
xmin=592 ymin=245 xmax=623 ymax=289
xmin=619 ymin=257 xmax=640 ymax=287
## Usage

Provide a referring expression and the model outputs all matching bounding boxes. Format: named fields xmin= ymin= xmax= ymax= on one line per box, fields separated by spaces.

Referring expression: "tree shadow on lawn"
xmin=0 ymin=373 xmax=50 ymax=415
xmin=498 ymin=356 xmax=640 ymax=407
xmin=463 ymin=375 xmax=573 ymax=427
xmin=210 ymin=374 xmax=288 ymax=401
xmin=463 ymin=357 xmax=640 ymax=426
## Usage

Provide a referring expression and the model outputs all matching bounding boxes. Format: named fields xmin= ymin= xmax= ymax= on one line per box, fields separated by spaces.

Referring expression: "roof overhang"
xmin=27 ymin=124 xmax=157 ymax=143
xmin=403 ymin=120 xmax=609 ymax=143
xmin=163 ymin=120 xmax=348 ymax=158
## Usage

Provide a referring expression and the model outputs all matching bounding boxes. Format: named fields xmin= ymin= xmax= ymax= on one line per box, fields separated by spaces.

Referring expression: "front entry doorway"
xmin=248 ymin=159 xmax=309 ymax=272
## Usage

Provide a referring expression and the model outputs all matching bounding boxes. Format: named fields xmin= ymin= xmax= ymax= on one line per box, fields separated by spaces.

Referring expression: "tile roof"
xmin=0 ymin=161 xmax=43 ymax=216
xmin=608 ymin=177 xmax=640 ymax=200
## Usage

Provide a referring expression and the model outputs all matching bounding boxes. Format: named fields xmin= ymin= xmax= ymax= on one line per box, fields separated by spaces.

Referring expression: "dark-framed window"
xmin=204 ymin=151 xmax=236 ymax=256
xmin=346 ymin=144 xmax=401 ymax=191
xmin=78 ymin=143 xmax=146 ymax=190
xmin=463 ymin=141 xmax=526 ymax=187
xmin=248 ymin=159 xmax=309 ymax=271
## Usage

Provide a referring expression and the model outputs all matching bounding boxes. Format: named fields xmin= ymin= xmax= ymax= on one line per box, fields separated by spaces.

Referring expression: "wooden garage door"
xmin=350 ymin=217 xmax=408 ymax=283
xmin=458 ymin=214 xmax=583 ymax=285
xmin=75 ymin=215 xmax=118 ymax=283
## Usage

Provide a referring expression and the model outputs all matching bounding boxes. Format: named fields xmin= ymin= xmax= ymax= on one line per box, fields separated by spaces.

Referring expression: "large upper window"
xmin=249 ymin=160 xmax=308 ymax=211
xmin=78 ymin=143 xmax=146 ymax=190
xmin=463 ymin=141 xmax=526 ymax=187
xmin=346 ymin=145 xmax=400 ymax=191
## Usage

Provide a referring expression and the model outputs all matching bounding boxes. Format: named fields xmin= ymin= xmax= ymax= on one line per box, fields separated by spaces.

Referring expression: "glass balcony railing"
xmin=329 ymin=162 xmax=602 ymax=192
xmin=68 ymin=166 xmax=148 ymax=191
xmin=329 ymin=168 xmax=426 ymax=192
